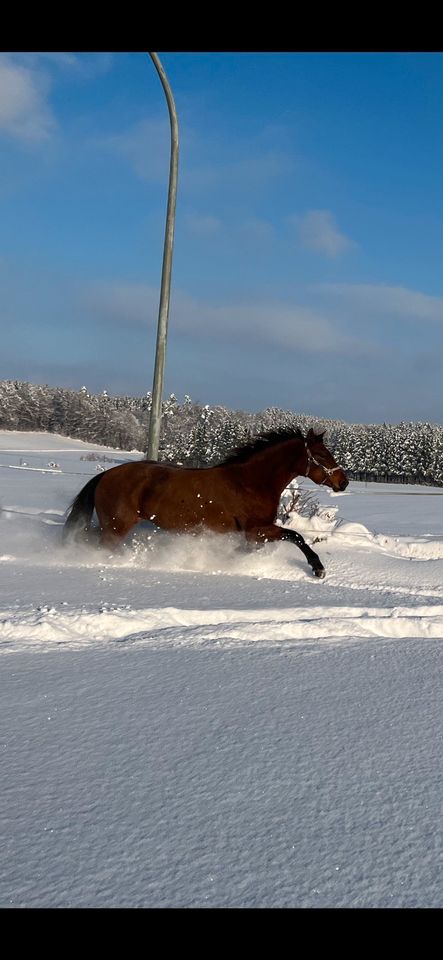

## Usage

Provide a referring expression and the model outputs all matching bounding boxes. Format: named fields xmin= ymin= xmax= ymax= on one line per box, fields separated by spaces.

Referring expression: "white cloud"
xmin=86 ymin=282 xmax=364 ymax=356
xmin=35 ymin=53 xmax=114 ymax=77
xmin=316 ymin=282 xmax=443 ymax=323
xmin=0 ymin=56 xmax=56 ymax=143
xmin=291 ymin=209 xmax=352 ymax=258
xmin=99 ymin=118 xmax=170 ymax=183
xmin=238 ymin=217 xmax=275 ymax=245
xmin=99 ymin=115 xmax=296 ymax=197
xmin=183 ymin=150 xmax=295 ymax=195
xmin=86 ymin=282 xmax=159 ymax=327
xmin=185 ymin=214 xmax=222 ymax=236
xmin=87 ymin=279 xmax=443 ymax=364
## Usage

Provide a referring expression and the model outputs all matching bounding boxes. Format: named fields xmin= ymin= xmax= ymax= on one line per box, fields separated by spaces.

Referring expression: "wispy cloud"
xmin=290 ymin=209 xmax=353 ymax=258
xmin=34 ymin=52 xmax=114 ymax=78
xmin=0 ymin=55 xmax=56 ymax=143
xmin=99 ymin=118 xmax=170 ymax=183
xmin=98 ymin=116 xmax=296 ymax=196
xmin=316 ymin=282 xmax=443 ymax=323
xmin=185 ymin=214 xmax=222 ymax=236
xmin=237 ymin=217 xmax=275 ymax=246
xmin=183 ymin=149 xmax=296 ymax=195
xmin=86 ymin=282 xmax=366 ymax=356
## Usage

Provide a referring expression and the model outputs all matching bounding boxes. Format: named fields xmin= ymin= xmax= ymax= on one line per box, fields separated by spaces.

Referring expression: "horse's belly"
xmin=148 ymin=501 xmax=237 ymax=534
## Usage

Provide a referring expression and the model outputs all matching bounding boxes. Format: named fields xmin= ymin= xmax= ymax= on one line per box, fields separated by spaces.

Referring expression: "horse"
xmin=63 ymin=427 xmax=348 ymax=578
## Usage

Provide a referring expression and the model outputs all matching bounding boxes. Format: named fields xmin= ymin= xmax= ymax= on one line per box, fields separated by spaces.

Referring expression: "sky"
xmin=1 ymin=430 xmax=442 ymax=906
xmin=1 ymin=51 xmax=443 ymax=424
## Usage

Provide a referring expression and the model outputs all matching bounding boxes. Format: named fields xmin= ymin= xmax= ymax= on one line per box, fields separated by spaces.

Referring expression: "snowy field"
xmin=1 ymin=430 xmax=442 ymax=908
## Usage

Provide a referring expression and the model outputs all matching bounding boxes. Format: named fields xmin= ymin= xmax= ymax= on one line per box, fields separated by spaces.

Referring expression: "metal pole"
xmin=146 ymin=52 xmax=179 ymax=460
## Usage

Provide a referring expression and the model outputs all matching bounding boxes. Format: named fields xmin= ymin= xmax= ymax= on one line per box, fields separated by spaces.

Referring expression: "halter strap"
xmin=305 ymin=443 xmax=342 ymax=485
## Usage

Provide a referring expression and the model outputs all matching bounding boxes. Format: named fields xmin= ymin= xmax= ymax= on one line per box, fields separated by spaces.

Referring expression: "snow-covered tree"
xmin=2 ymin=378 xmax=443 ymax=484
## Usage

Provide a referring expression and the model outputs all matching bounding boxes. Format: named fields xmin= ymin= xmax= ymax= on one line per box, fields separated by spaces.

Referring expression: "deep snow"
xmin=1 ymin=431 xmax=442 ymax=907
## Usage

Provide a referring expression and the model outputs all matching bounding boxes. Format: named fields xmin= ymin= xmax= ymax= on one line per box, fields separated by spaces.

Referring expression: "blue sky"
xmin=1 ymin=51 xmax=443 ymax=424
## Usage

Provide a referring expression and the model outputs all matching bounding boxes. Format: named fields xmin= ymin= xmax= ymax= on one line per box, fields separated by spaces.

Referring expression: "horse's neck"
xmin=241 ymin=439 xmax=305 ymax=494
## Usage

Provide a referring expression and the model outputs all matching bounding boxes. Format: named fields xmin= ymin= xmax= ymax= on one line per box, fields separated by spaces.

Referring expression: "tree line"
xmin=1 ymin=378 xmax=443 ymax=485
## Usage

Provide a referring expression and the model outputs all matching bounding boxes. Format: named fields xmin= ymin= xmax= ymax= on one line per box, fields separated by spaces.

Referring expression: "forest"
xmin=1 ymin=378 xmax=443 ymax=485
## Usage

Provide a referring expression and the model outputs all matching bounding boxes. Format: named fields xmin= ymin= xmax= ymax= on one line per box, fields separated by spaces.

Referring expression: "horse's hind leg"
xmin=97 ymin=513 xmax=139 ymax=551
xmin=244 ymin=523 xmax=325 ymax=578
xmin=94 ymin=484 xmax=140 ymax=551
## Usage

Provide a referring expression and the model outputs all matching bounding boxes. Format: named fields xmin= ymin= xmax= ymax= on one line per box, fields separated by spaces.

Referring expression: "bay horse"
xmin=63 ymin=427 xmax=348 ymax=578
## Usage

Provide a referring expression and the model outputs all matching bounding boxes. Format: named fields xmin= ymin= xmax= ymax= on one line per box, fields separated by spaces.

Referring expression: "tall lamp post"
xmin=146 ymin=52 xmax=179 ymax=460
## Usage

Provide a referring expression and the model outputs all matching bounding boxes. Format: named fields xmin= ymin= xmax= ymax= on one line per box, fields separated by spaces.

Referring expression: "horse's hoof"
xmin=313 ymin=567 xmax=326 ymax=579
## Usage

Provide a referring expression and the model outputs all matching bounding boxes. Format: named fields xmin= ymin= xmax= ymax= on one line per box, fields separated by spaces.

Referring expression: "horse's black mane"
xmin=220 ymin=428 xmax=305 ymax=466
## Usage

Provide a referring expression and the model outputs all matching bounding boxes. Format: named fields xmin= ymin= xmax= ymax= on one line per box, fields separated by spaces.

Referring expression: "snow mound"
xmin=2 ymin=601 xmax=443 ymax=652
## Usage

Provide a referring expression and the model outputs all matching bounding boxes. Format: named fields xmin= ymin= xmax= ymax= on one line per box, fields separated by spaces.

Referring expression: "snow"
xmin=1 ymin=430 xmax=442 ymax=907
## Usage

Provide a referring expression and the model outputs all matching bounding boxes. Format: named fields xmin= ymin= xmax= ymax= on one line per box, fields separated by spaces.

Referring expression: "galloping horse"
xmin=63 ymin=427 xmax=348 ymax=578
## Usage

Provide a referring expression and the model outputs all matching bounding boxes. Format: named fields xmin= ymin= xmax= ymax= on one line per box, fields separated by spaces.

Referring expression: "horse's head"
xmin=304 ymin=428 xmax=348 ymax=492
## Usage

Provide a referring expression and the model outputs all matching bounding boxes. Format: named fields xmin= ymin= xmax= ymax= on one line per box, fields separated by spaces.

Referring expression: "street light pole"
xmin=146 ymin=52 xmax=179 ymax=461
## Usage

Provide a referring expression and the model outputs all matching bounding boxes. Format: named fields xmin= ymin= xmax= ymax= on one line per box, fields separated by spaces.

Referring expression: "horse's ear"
xmin=307 ymin=427 xmax=325 ymax=442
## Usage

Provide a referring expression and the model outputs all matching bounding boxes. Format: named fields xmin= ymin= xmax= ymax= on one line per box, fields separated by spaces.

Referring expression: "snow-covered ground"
xmin=1 ymin=431 xmax=442 ymax=907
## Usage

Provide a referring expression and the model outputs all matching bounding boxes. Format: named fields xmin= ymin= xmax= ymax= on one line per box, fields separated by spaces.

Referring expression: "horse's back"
xmin=94 ymin=458 xmax=244 ymax=533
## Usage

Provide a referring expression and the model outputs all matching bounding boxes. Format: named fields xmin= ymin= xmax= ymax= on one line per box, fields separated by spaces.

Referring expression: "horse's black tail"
xmin=62 ymin=474 xmax=103 ymax=545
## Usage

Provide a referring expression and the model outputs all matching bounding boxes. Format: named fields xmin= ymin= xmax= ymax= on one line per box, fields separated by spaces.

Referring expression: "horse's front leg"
xmin=244 ymin=523 xmax=326 ymax=579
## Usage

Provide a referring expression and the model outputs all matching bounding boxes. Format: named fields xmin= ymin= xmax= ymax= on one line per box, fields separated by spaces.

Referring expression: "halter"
xmin=305 ymin=443 xmax=343 ymax=485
